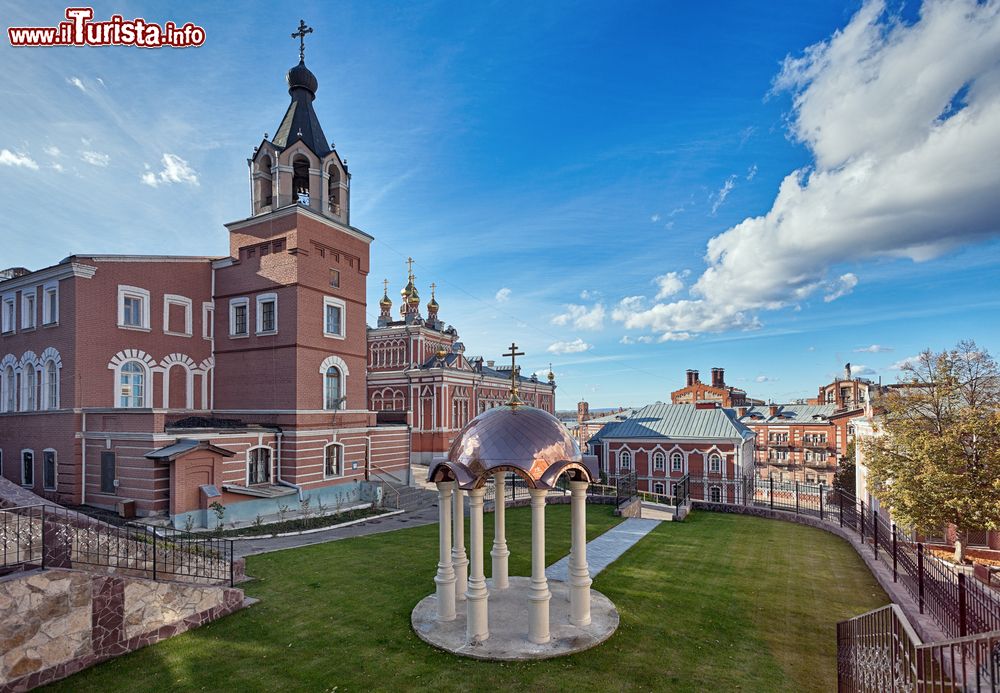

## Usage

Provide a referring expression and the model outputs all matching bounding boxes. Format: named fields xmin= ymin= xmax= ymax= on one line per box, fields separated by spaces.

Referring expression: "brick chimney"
xmin=685 ymin=369 xmax=695 ymax=386
xmin=736 ymin=406 xmax=747 ymax=417
xmin=768 ymin=404 xmax=779 ymax=417
xmin=711 ymin=367 xmax=725 ymax=388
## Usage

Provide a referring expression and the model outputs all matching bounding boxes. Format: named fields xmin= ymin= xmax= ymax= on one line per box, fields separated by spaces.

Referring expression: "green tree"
xmin=834 ymin=439 xmax=856 ymax=496
xmin=862 ymin=340 xmax=1000 ymax=562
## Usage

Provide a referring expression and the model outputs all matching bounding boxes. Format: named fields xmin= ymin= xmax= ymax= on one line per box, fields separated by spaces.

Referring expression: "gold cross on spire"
xmin=430 ymin=282 xmax=436 ymax=297
xmin=382 ymin=278 xmax=389 ymax=294
xmin=291 ymin=20 xmax=313 ymax=62
xmin=406 ymin=256 xmax=415 ymax=279
xmin=502 ymin=342 xmax=526 ymax=407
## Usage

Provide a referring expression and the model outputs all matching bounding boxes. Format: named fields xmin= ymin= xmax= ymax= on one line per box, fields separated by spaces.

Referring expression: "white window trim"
xmin=229 ymin=297 xmax=250 ymax=338
xmin=323 ymin=296 xmax=346 ymax=339
xmin=163 ymin=294 xmax=193 ymax=337
xmin=21 ymin=448 xmax=34 ymax=487
xmin=652 ymin=451 xmax=666 ymax=471
xmin=202 ymin=302 xmax=215 ymax=340
xmin=42 ymin=448 xmax=57 ymax=490
xmin=709 ymin=485 xmax=722 ymax=503
xmin=21 ymin=290 xmax=36 ymax=330
xmin=618 ymin=448 xmax=632 ymax=471
xmin=245 ymin=444 xmax=273 ymax=486
xmin=653 ymin=481 xmax=665 ymax=495
xmin=20 ymin=362 xmax=38 ymax=411
xmin=117 ymin=285 xmax=151 ymax=331
xmin=114 ymin=360 xmax=153 ymax=409
xmin=42 ymin=360 xmax=60 ymax=410
xmin=1 ymin=293 xmax=14 ymax=333
xmin=323 ymin=442 xmax=345 ymax=479
xmin=255 ymin=293 xmax=278 ymax=335
xmin=41 ymin=281 xmax=58 ymax=325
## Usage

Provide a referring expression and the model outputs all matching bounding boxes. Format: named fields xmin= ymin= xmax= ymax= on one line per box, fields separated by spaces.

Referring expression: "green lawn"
xmin=47 ymin=507 xmax=886 ymax=693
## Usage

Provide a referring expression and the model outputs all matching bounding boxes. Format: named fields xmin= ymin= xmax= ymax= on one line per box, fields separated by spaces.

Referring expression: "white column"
xmin=491 ymin=472 xmax=509 ymax=589
xmin=452 ymin=487 xmax=469 ymax=602
xmin=528 ymin=487 xmax=551 ymax=644
xmin=568 ymin=480 xmax=593 ymax=626
xmin=465 ymin=487 xmax=489 ymax=642
xmin=434 ymin=482 xmax=456 ymax=621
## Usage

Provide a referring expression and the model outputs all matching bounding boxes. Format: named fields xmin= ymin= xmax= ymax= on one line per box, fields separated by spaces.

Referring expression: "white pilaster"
xmin=528 ymin=487 xmax=551 ymax=644
xmin=491 ymin=472 xmax=510 ymax=589
xmin=568 ymin=480 xmax=593 ymax=626
xmin=465 ymin=487 xmax=490 ymax=642
xmin=452 ymin=487 xmax=469 ymax=602
xmin=434 ymin=481 xmax=456 ymax=621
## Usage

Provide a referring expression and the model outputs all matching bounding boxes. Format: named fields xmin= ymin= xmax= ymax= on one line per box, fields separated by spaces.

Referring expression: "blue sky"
xmin=2 ymin=0 xmax=999 ymax=409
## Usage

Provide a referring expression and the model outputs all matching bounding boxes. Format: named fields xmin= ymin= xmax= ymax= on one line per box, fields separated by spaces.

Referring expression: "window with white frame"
xmin=42 ymin=449 xmax=56 ymax=490
xmin=671 ymin=451 xmax=683 ymax=471
xmin=247 ymin=446 xmax=271 ymax=485
xmin=21 ymin=291 xmax=36 ymax=329
xmin=653 ymin=481 xmax=665 ymax=495
xmin=324 ymin=442 xmax=344 ymax=478
xmin=202 ymin=303 xmax=214 ymax=340
xmin=21 ymin=450 xmax=33 ymax=486
xmin=22 ymin=364 xmax=37 ymax=411
xmin=619 ymin=449 xmax=631 ymax=470
xmin=118 ymin=361 xmax=147 ymax=408
xmin=44 ymin=360 xmax=58 ymax=409
xmin=229 ymin=298 xmax=249 ymax=337
xmin=42 ymin=282 xmax=58 ymax=325
xmin=256 ymin=293 xmax=277 ymax=334
xmin=3 ymin=366 xmax=14 ymax=412
xmin=117 ymin=285 xmax=150 ymax=330
xmin=163 ymin=294 xmax=193 ymax=336
xmin=652 ymin=451 xmax=665 ymax=471
xmin=324 ymin=366 xmax=343 ymax=410
xmin=709 ymin=453 xmax=722 ymax=474
xmin=1 ymin=294 xmax=14 ymax=333
xmin=709 ymin=486 xmax=722 ymax=503
xmin=323 ymin=296 xmax=345 ymax=339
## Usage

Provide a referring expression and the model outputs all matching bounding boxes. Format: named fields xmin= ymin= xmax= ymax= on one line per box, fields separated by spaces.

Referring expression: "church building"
xmin=0 ymin=37 xmax=411 ymax=527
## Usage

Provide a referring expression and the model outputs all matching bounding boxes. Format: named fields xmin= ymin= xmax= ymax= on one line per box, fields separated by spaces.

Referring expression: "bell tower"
xmin=249 ymin=20 xmax=351 ymax=224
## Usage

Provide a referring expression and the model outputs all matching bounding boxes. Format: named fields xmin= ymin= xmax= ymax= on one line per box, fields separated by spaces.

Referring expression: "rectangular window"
xmin=323 ymin=297 xmax=345 ymax=338
xmin=1 ymin=295 xmax=14 ymax=333
xmin=100 ymin=451 xmax=116 ymax=494
xmin=21 ymin=291 xmax=36 ymax=329
xmin=329 ymin=269 xmax=340 ymax=288
xmin=247 ymin=447 xmax=271 ymax=485
xmin=324 ymin=444 xmax=343 ymax=477
xmin=42 ymin=283 xmax=58 ymax=325
xmin=256 ymin=294 xmax=277 ymax=334
xmin=229 ymin=298 xmax=249 ymax=337
xmin=43 ymin=449 xmax=56 ymax=490
xmin=117 ymin=285 xmax=151 ymax=330
xmin=21 ymin=450 xmax=34 ymax=487
xmin=163 ymin=294 xmax=193 ymax=336
xmin=202 ymin=303 xmax=214 ymax=340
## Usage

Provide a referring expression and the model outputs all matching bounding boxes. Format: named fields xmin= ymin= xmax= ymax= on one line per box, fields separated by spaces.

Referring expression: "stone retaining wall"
xmin=0 ymin=568 xmax=245 ymax=692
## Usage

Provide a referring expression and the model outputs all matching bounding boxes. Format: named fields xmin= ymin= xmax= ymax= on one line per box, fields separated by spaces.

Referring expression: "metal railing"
xmin=0 ymin=504 xmax=236 ymax=586
xmin=837 ymin=603 xmax=1000 ymax=692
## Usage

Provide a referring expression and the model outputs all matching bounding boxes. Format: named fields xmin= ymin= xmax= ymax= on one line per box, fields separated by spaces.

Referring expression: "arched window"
xmin=324 ymin=442 xmax=343 ymax=478
xmin=653 ymin=482 xmax=665 ymax=495
xmin=292 ymin=156 xmax=310 ymax=203
xmin=327 ymin=163 xmax=342 ymax=215
xmin=709 ymin=486 xmax=722 ymax=503
xmin=23 ymin=364 xmax=37 ymax=411
xmin=671 ymin=452 xmax=683 ymax=472
xmin=324 ymin=366 xmax=342 ymax=410
xmin=2 ymin=365 xmax=14 ymax=412
xmin=652 ymin=451 xmax=665 ymax=471
xmin=247 ymin=446 xmax=272 ymax=485
xmin=119 ymin=361 xmax=146 ymax=408
xmin=45 ymin=360 xmax=58 ymax=409
xmin=619 ymin=450 xmax=631 ymax=470
xmin=709 ymin=453 xmax=722 ymax=474
xmin=259 ymin=155 xmax=273 ymax=207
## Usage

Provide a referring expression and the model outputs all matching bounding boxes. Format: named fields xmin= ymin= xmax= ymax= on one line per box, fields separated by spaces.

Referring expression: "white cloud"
xmin=551 ymin=303 xmax=606 ymax=331
xmin=43 ymin=146 xmax=60 ymax=158
xmin=849 ymin=364 xmax=878 ymax=377
xmin=547 ymin=339 xmax=592 ymax=355
xmin=755 ymin=375 xmax=776 ymax=383
xmin=854 ymin=344 xmax=894 ymax=353
xmin=67 ymin=76 xmax=85 ymax=92
xmin=494 ymin=287 xmax=511 ymax=303
xmin=888 ymin=354 xmax=921 ymax=371
xmin=0 ymin=149 xmax=39 ymax=169
xmin=620 ymin=335 xmax=653 ymax=345
xmin=580 ymin=289 xmax=601 ymax=300
xmin=650 ymin=213 xmax=661 ymax=223
xmin=806 ymin=346 xmax=816 ymax=352
xmin=823 ymin=273 xmax=858 ymax=302
xmin=653 ymin=271 xmax=687 ymax=300
xmin=746 ymin=164 xmax=758 ymax=181
xmin=710 ymin=175 xmax=737 ymax=215
xmin=141 ymin=152 xmax=198 ymax=187
xmin=80 ymin=151 xmax=109 ymax=167
xmin=613 ymin=1 xmax=1000 ymax=341
xmin=51 ymin=163 xmax=65 ymax=173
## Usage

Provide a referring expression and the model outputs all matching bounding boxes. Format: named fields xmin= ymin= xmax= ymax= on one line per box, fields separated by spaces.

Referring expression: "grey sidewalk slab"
xmin=546 ymin=517 xmax=661 ymax=581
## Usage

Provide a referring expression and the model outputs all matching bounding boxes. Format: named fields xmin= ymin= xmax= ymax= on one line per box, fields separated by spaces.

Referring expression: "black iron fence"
xmin=0 ymin=504 xmax=236 ymax=586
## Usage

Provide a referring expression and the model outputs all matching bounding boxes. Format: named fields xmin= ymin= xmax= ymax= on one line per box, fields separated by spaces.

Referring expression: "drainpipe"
xmin=80 ymin=410 xmax=87 ymax=505
xmin=274 ymin=429 xmax=303 ymax=501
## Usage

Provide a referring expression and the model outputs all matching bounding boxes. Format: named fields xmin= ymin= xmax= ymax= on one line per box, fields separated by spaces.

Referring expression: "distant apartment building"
xmin=670 ymin=367 xmax=762 ymax=408
xmin=570 ymin=400 xmax=632 ymax=448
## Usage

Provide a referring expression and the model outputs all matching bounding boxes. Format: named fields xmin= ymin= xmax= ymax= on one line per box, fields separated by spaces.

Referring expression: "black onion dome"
xmin=287 ymin=60 xmax=318 ymax=97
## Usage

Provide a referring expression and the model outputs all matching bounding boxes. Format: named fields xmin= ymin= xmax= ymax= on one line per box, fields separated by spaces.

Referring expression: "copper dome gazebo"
xmin=412 ymin=345 xmax=617 ymax=659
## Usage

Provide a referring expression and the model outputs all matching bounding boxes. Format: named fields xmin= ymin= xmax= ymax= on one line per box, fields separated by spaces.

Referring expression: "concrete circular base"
xmin=411 ymin=577 xmax=619 ymax=661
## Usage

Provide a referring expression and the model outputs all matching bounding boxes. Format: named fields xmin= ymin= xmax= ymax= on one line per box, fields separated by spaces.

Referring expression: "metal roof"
xmin=145 ymin=439 xmax=236 ymax=462
xmin=589 ymin=403 xmax=753 ymax=442
xmin=738 ymin=404 xmax=838 ymax=424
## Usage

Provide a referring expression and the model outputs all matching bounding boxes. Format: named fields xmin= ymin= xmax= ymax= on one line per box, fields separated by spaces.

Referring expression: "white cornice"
xmin=225 ymin=204 xmax=373 ymax=245
xmin=0 ymin=262 xmax=97 ymax=293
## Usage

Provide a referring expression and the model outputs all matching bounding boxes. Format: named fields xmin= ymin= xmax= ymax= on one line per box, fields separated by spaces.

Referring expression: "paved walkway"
xmin=546 ymin=517 xmax=661 ymax=581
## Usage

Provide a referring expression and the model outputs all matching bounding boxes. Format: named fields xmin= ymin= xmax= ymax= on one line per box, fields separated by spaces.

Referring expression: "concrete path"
xmin=546 ymin=517 xmax=661 ymax=581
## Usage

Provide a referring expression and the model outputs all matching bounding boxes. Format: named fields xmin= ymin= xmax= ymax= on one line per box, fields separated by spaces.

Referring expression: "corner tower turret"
xmin=249 ymin=20 xmax=350 ymax=224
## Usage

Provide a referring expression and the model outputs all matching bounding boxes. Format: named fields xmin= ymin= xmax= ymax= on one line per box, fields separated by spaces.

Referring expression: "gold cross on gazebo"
xmin=502 ymin=342 xmax=525 ymax=407
xmin=291 ymin=20 xmax=313 ymax=62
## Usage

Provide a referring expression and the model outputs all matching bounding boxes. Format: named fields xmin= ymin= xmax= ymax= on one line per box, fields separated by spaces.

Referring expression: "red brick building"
xmin=0 ymin=55 xmax=411 ymax=527
xmin=367 ymin=278 xmax=555 ymax=464
xmin=670 ymin=367 xmax=762 ymax=408
xmin=587 ymin=402 xmax=755 ymax=503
